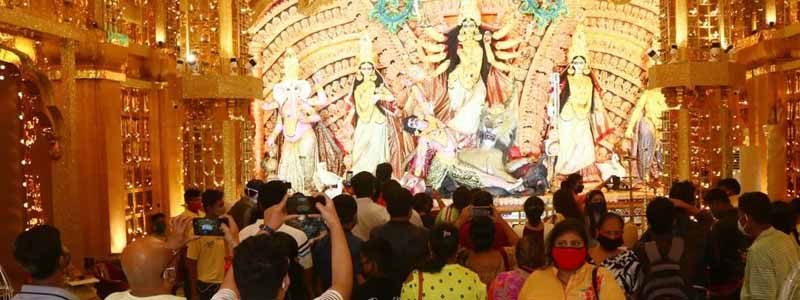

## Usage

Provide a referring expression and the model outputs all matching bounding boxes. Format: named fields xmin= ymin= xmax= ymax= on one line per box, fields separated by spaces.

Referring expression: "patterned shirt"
xmin=488 ymin=268 xmax=530 ymax=300
xmin=400 ymin=264 xmax=487 ymax=300
xmin=741 ymin=227 xmax=800 ymax=300
xmin=600 ymin=250 xmax=641 ymax=297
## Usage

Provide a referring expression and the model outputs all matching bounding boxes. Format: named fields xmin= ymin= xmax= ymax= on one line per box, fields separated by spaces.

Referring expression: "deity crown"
xmin=568 ymin=24 xmax=589 ymax=64
xmin=283 ymin=48 xmax=300 ymax=81
xmin=458 ymin=0 xmax=482 ymax=26
xmin=357 ymin=34 xmax=376 ymax=65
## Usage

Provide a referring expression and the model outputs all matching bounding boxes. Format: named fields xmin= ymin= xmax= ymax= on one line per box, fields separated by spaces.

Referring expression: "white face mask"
xmin=738 ymin=216 xmax=749 ymax=236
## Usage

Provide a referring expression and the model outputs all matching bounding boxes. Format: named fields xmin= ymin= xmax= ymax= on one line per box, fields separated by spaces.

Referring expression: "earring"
xmin=567 ymin=66 xmax=575 ymax=75
xmin=356 ymin=73 xmax=363 ymax=81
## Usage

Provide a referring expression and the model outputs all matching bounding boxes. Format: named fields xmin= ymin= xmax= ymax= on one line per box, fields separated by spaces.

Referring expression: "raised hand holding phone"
xmin=264 ymin=193 xmax=299 ymax=231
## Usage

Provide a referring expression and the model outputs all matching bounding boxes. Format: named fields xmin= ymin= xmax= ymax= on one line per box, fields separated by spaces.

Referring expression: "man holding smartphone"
xmin=187 ymin=190 xmax=234 ymax=300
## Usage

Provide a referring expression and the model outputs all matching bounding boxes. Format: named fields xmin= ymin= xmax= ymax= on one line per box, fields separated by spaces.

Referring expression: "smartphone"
xmin=472 ymin=206 xmax=493 ymax=218
xmin=286 ymin=193 xmax=324 ymax=215
xmin=345 ymin=171 xmax=354 ymax=186
xmin=425 ymin=185 xmax=433 ymax=196
xmin=193 ymin=218 xmax=224 ymax=236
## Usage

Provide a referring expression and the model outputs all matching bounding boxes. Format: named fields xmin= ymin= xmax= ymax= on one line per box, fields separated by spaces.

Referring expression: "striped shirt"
xmin=211 ymin=288 xmax=342 ymax=300
xmin=741 ymin=227 xmax=800 ymax=300
xmin=12 ymin=285 xmax=79 ymax=300
xmin=239 ymin=219 xmax=313 ymax=269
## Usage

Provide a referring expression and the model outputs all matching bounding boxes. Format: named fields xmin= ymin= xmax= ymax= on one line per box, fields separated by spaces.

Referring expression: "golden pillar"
xmin=719 ymin=90 xmax=733 ymax=178
xmin=677 ymin=88 xmax=691 ymax=181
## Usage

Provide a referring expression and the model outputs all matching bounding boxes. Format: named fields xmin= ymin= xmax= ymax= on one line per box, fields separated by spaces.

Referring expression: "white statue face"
xmin=409 ymin=118 xmax=429 ymax=131
xmin=462 ymin=19 xmax=478 ymax=31
xmin=273 ymin=80 xmax=311 ymax=105
xmin=572 ymin=57 xmax=587 ymax=74
xmin=359 ymin=63 xmax=374 ymax=78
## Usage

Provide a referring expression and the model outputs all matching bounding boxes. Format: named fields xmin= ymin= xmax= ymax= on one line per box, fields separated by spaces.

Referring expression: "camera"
xmin=286 ymin=193 xmax=324 ymax=215
xmin=471 ymin=206 xmax=493 ymax=218
xmin=192 ymin=218 xmax=225 ymax=236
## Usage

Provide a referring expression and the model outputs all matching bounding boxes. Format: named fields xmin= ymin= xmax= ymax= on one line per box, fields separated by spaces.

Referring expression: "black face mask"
xmin=596 ymin=235 xmax=623 ymax=251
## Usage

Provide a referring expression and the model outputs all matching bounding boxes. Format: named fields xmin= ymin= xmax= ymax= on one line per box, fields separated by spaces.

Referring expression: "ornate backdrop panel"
xmin=247 ymin=0 xmax=660 ymax=180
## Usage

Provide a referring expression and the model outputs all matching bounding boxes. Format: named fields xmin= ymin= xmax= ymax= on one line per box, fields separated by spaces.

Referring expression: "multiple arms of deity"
xmin=419 ymin=20 xmax=521 ymax=76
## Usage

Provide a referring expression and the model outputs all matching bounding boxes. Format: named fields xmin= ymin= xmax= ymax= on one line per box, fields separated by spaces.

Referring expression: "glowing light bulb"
xmin=186 ymin=53 xmax=197 ymax=65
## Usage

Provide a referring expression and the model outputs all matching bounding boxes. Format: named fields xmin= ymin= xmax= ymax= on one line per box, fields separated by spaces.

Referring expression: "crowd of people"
xmin=9 ymin=163 xmax=800 ymax=300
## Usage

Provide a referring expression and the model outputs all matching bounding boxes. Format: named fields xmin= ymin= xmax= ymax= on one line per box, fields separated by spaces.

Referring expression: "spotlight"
xmin=186 ymin=53 xmax=197 ymax=65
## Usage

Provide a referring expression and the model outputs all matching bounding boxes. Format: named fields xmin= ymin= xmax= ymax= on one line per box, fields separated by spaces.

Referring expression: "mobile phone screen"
xmin=345 ymin=171 xmax=354 ymax=186
xmin=193 ymin=218 xmax=224 ymax=236
xmin=472 ymin=206 xmax=493 ymax=218
xmin=287 ymin=194 xmax=322 ymax=215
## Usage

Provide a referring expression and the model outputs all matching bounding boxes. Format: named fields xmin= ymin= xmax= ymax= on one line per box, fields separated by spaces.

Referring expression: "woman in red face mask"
xmin=517 ymin=219 xmax=625 ymax=300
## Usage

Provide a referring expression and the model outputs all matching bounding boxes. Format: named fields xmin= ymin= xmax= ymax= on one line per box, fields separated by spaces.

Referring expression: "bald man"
xmin=105 ymin=237 xmax=184 ymax=300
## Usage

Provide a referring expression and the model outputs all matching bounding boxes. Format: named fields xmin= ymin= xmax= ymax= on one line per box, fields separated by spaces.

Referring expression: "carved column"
xmin=676 ymin=88 xmax=691 ymax=181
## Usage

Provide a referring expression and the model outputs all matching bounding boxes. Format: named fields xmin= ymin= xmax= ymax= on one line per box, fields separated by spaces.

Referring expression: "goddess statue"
xmin=264 ymin=49 xmax=329 ymax=193
xmin=402 ymin=114 xmax=523 ymax=193
xmin=551 ymin=25 xmax=613 ymax=176
xmin=626 ymin=88 xmax=668 ymax=182
xmin=348 ymin=35 xmax=402 ymax=175
xmin=419 ymin=0 xmax=520 ymax=146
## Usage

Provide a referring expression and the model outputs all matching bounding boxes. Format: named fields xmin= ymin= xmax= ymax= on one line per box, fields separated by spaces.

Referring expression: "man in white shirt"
xmin=106 ymin=216 xmax=207 ymax=300
xmin=350 ymin=172 xmax=389 ymax=241
xmin=211 ymin=193 xmax=352 ymax=300
xmin=350 ymin=172 xmax=426 ymax=241
xmin=238 ymin=180 xmax=314 ymax=274
xmin=106 ymin=237 xmax=185 ymax=300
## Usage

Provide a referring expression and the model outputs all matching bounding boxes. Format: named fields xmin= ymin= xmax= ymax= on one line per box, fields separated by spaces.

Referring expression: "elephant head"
xmin=272 ymin=79 xmax=312 ymax=107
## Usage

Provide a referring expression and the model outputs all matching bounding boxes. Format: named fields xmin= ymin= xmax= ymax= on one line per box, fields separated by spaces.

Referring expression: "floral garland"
xmin=369 ymin=0 xmax=417 ymax=34
xmin=520 ymin=0 xmax=568 ymax=27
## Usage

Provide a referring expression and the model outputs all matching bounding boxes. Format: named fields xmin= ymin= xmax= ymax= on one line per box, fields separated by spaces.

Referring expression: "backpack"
xmin=637 ymin=237 xmax=692 ymax=300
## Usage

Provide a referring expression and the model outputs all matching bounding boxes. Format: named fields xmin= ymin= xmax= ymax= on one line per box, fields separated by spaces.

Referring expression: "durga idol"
xmin=553 ymin=25 xmax=613 ymax=176
xmin=348 ymin=34 xmax=402 ymax=175
xmin=420 ymin=0 xmax=519 ymax=145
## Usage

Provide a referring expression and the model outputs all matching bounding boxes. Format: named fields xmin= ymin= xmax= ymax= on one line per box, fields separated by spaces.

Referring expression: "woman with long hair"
xmin=349 ymin=35 xmax=401 ymax=175
xmin=588 ymin=213 xmax=641 ymax=298
xmin=552 ymin=25 xmax=612 ymax=176
xmin=458 ymin=216 xmax=510 ymax=285
xmin=400 ymin=224 xmax=486 ymax=300
xmin=518 ymin=219 xmax=624 ymax=300
xmin=585 ymin=190 xmax=608 ymax=238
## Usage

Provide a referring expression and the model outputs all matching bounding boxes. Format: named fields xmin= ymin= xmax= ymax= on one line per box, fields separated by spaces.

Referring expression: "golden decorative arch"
xmin=248 ymin=0 xmax=660 ymax=169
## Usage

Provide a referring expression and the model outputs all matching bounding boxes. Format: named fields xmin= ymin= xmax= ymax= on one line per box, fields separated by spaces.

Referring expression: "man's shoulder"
xmin=279 ymin=223 xmax=309 ymax=243
xmin=239 ymin=220 xmax=263 ymax=241
xmin=106 ymin=292 xmax=185 ymax=300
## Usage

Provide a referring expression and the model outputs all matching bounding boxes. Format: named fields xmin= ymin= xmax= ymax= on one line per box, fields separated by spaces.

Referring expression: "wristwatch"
xmin=259 ymin=224 xmax=277 ymax=235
